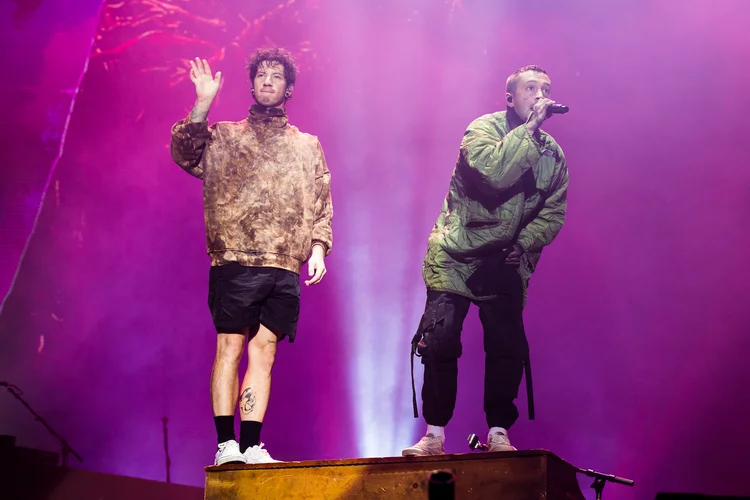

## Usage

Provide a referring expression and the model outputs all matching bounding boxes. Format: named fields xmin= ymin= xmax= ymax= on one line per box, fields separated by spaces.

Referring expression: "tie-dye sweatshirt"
xmin=170 ymin=104 xmax=333 ymax=274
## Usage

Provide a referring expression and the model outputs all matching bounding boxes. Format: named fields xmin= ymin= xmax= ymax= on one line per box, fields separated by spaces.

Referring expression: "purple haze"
xmin=1 ymin=1 xmax=749 ymax=499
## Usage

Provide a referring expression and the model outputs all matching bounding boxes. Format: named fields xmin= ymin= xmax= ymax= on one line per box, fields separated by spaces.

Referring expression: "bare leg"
xmin=211 ymin=330 xmax=249 ymax=416
xmin=239 ymin=325 xmax=278 ymax=422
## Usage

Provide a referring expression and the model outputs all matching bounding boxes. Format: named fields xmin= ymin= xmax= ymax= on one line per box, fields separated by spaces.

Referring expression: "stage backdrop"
xmin=1 ymin=1 xmax=749 ymax=499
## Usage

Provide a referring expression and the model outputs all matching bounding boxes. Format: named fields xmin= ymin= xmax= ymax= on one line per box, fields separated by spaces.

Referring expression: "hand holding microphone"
xmin=526 ymin=98 xmax=554 ymax=132
xmin=525 ymin=98 xmax=569 ymax=133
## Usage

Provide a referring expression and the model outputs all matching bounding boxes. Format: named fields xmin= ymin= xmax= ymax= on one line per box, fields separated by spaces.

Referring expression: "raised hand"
xmin=188 ymin=58 xmax=221 ymax=122
xmin=189 ymin=57 xmax=221 ymax=103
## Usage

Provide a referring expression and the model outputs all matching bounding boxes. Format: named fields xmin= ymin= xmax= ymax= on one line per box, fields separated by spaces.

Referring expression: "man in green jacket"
xmin=403 ymin=65 xmax=569 ymax=455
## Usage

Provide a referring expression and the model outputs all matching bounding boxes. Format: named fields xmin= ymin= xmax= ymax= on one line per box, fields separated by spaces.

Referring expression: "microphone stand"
xmin=578 ymin=468 xmax=634 ymax=500
xmin=464 ymin=432 xmax=632 ymax=499
xmin=162 ymin=417 xmax=171 ymax=483
xmin=2 ymin=383 xmax=83 ymax=467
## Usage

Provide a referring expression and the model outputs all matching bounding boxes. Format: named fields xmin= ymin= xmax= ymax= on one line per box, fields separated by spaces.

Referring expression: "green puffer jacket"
xmin=423 ymin=110 xmax=569 ymax=302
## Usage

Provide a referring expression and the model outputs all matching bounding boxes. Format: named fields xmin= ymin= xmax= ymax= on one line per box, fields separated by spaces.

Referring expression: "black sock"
xmin=214 ymin=416 xmax=235 ymax=444
xmin=239 ymin=421 xmax=262 ymax=453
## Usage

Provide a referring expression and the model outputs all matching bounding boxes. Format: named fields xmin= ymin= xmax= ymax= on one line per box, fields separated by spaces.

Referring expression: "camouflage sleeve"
xmin=311 ymin=139 xmax=333 ymax=256
xmin=461 ymin=116 xmax=543 ymax=194
xmin=517 ymin=158 xmax=569 ymax=253
xmin=170 ymin=115 xmax=212 ymax=179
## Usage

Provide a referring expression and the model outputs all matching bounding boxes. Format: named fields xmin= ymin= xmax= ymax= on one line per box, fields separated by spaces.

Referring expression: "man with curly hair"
xmin=170 ymin=48 xmax=333 ymax=465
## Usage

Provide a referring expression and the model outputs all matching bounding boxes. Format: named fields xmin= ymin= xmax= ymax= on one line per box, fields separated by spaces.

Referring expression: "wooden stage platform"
xmin=205 ymin=449 xmax=585 ymax=500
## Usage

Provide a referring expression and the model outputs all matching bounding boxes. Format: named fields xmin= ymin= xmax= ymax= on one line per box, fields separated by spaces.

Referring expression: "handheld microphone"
xmin=549 ymin=104 xmax=569 ymax=114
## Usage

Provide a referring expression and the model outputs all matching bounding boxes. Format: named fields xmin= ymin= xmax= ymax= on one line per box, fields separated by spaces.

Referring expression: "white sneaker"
xmin=487 ymin=430 xmax=517 ymax=452
xmin=402 ymin=433 xmax=445 ymax=456
xmin=244 ymin=443 xmax=280 ymax=464
xmin=214 ymin=439 xmax=247 ymax=465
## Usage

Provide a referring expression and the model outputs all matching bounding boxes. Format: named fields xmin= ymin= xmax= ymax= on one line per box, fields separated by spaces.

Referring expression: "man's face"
xmin=253 ymin=61 xmax=291 ymax=108
xmin=507 ymin=71 xmax=552 ymax=120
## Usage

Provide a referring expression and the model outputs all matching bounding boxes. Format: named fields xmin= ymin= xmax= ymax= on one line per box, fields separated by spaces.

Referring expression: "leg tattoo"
xmin=240 ymin=388 xmax=256 ymax=415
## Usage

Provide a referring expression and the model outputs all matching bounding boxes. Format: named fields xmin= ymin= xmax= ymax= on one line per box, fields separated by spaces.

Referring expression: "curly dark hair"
xmin=246 ymin=47 xmax=298 ymax=87
xmin=505 ymin=65 xmax=548 ymax=93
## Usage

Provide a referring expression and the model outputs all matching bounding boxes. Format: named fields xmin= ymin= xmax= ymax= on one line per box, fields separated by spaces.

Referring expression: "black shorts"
xmin=208 ymin=263 xmax=301 ymax=342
